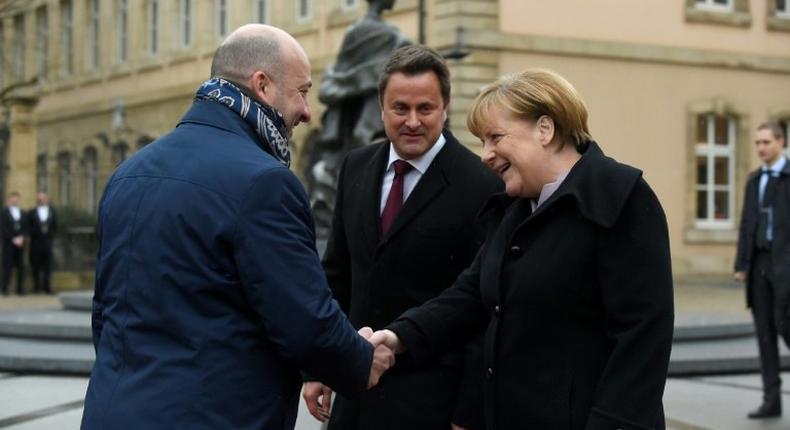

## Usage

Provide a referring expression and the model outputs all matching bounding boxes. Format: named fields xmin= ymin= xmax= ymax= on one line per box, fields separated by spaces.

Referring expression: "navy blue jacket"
xmin=81 ymin=99 xmax=373 ymax=430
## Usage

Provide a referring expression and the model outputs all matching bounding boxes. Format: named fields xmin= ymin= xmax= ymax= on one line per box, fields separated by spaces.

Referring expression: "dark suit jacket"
xmin=735 ymin=158 xmax=790 ymax=308
xmin=389 ymin=142 xmax=674 ymax=430
xmin=1 ymin=207 xmax=26 ymax=247
xmin=28 ymin=206 xmax=57 ymax=260
xmin=322 ymin=131 xmax=501 ymax=429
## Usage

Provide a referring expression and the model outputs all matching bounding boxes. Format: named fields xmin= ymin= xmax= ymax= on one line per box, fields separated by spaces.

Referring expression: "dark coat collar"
xmin=480 ymin=142 xmax=642 ymax=229
xmin=177 ymin=99 xmax=272 ymax=156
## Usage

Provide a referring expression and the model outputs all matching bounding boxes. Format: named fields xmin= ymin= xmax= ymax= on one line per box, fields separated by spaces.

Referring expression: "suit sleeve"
xmin=321 ymin=155 xmax=352 ymax=315
xmin=91 ymin=192 xmax=109 ymax=350
xmin=232 ymin=166 xmax=373 ymax=397
xmin=585 ymin=179 xmax=674 ymax=430
xmin=387 ymin=245 xmax=489 ymax=364
xmin=734 ymin=178 xmax=754 ymax=272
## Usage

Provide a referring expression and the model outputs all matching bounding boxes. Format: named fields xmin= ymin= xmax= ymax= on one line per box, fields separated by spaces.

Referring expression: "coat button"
xmin=509 ymin=245 xmax=522 ymax=256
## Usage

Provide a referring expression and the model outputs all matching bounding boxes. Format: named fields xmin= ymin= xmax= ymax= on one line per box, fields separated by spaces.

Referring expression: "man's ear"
xmin=536 ymin=115 xmax=555 ymax=147
xmin=249 ymin=70 xmax=272 ymax=104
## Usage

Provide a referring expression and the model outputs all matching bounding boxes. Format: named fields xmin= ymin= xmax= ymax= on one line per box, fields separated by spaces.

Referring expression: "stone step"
xmin=0 ymin=310 xmax=91 ymax=341
xmin=673 ymin=322 xmax=754 ymax=342
xmin=669 ymin=334 xmax=790 ymax=376
xmin=0 ymin=337 xmax=94 ymax=375
xmin=59 ymin=291 xmax=92 ymax=312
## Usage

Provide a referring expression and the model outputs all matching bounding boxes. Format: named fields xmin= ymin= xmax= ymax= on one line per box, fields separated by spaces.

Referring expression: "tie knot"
xmin=393 ymin=159 xmax=413 ymax=176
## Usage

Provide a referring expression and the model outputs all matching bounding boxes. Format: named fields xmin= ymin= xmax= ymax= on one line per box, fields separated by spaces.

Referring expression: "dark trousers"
xmin=30 ymin=244 xmax=53 ymax=294
xmin=2 ymin=243 xmax=25 ymax=295
xmin=328 ymin=365 xmax=461 ymax=430
xmin=751 ymin=250 xmax=790 ymax=401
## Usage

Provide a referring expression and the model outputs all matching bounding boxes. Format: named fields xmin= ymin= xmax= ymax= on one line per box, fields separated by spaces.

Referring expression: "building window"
xmin=87 ymin=0 xmax=100 ymax=69
xmin=83 ymin=147 xmax=97 ymax=214
xmin=694 ymin=0 xmax=733 ymax=11
xmin=58 ymin=152 xmax=72 ymax=206
xmin=685 ymin=0 xmax=750 ymax=26
xmin=0 ymin=23 xmax=5 ymax=90
xmin=216 ymin=0 xmax=229 ymax=38
xmin=695 ymin=113 xmax=736 ymax=229
xmin=254 ymin=0 xmax=269 ymax=23
xmin=35 ymin=7 xmax=48 ymax=82
xmin=13 ymin=14 xmax=25 ymax=83
xmin=61 ymin=0 xmax=73 ymax=75
xmin=778 ymin=0 xmax=790 ymax=17
xmin=342 ymin=0 xmax=360 ymax=10
xmin=112 ymin=143 xmax=128 ymax=166
xmin=179 ymin=0 xmax=192 ymax=47
xmin=297 ymin=0 xmax=313 ymax=22
xmin=36 ymin=154 xmax=48 ymax=193
xmin=148 ymin=0 xmax=159 ymax=55
xmin=117 ymin=0 xmax=128 ymax=63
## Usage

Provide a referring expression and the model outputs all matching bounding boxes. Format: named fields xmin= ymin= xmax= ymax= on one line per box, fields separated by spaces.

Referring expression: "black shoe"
xmin=748 ymin=401 xmax=781 ymax=419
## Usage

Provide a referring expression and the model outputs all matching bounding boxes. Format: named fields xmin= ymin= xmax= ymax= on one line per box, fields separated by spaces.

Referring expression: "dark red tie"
xmin=381 ymin=159 xmax=413 ymax=235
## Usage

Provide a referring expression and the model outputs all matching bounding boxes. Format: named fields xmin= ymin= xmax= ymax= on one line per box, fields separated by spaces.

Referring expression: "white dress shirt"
xmin=379 ymin=134 xmax=447 ymax=213
xmin=9 ymin=206 xmax=20 ymax=221
xmin=37 ymin=205 xmax=50 ymax=223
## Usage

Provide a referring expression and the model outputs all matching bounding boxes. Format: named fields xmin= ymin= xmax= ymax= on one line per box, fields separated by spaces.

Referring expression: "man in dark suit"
xmin=302 ymin=46 xmax=501 ymax=430
xmin=28 ymin=192 xmax=57 ymax=294
xmin=1 ymin=191 xmax=26 ymax=296
xmin=735 ymin=121 xmax=790 ymax=418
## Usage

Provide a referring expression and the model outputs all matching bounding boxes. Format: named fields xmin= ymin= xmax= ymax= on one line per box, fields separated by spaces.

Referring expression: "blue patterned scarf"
xmin=195 ymin=78 xmax=291 ymax=167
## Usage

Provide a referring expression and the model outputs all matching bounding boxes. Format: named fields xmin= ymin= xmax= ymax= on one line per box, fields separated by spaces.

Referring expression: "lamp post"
xmin=418 ymin=0 xmax=425 ymax=44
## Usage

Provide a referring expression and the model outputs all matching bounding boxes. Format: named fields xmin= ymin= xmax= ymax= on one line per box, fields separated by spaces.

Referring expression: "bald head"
xmin=210 ymin=24 xmax=306 ymax=84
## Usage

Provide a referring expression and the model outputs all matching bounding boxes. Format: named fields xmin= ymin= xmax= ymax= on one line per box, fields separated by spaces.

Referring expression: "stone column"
xmin=5 ymin=95 xmax=39 ymax=207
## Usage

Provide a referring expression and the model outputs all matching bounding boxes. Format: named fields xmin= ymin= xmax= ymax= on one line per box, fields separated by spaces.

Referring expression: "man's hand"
xmin=357 ymin=326 xmax=396 ymax=388
xmin=451 ymin=424 xmax=469 ymax=430
xmin=12 ymin=236 xmax=23 ymax=248
xmin=302 ymin=382 xmax=333 ymax=422
xmin=734 ymin=271 xmax=746 ymax=283
xmin=368 ymin=329 xmax=404 ymax=354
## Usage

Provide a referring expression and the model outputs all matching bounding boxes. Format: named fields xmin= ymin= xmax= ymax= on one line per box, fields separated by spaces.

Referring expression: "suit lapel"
xmin=379 ymin=135 xmax=455 ymax=245
xmin=356 ymin=143 xmax=389 ymax=251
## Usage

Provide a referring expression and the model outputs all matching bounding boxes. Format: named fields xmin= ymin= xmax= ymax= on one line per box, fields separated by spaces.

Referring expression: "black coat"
xmin=389 ymin=142 xmax=674 ymax=430
xmin=1 ymin=207 xmax=26 ymax=247
xmin=28 ymin=206 xmax=57 ymax=261
xmin=735 ymin=158 xmax=790 ymax=307
xmin=322 ymin=131 xmax=502 ymax=429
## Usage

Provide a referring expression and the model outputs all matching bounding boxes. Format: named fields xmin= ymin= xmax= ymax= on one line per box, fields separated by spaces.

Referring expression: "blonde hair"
xmin=467 ymin=69 xmax=592 ymax=151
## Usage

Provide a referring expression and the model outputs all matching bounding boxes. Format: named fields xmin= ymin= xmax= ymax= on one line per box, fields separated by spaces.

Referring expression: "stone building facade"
xmin=0 ymin=0 xmax=786 ymax=277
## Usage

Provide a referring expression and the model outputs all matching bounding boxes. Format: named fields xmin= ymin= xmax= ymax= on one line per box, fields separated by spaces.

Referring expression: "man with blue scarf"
xmin=81 ymin=24 xmax=394 ymax=430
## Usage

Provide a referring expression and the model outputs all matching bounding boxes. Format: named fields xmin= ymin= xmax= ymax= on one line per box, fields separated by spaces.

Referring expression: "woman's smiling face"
xmin=478 ymin=105 xmax=551 ymax=198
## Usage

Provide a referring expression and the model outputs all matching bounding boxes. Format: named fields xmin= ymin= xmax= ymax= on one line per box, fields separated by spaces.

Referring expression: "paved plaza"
xmin=1 ymin=282 xmax=789 ymax=429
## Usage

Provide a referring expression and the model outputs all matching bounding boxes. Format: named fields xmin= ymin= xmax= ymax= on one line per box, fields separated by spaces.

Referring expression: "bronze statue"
xmin=306 ymin=0 xmax=410 ymax=237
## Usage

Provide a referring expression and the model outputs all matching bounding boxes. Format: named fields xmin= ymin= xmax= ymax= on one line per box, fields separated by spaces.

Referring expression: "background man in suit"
xmin=28 ymin=192 xmax=57 ymax=294
xmin=303 ymin=45 xmax=501 ymax=430
xmin=735 ymin=121 xmax=790 ymax=418
xmin=1 ymin=191 xmax=26 ymax=296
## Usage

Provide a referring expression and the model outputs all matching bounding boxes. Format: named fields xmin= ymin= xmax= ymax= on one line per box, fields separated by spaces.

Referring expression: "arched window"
xmin=112 ymin=142 xmax=128 ymax=166
xmin=83 ymin=147 xmax=98 ymax=214
xmin=36 ymin=154 xmax=48 ymax=193
xmin=58 ymin=152 xmax=72 ymax=206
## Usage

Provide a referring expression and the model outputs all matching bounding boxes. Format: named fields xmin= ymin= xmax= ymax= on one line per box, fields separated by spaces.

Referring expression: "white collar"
xmin=386 ymin=133 xmax=447 ymax=174
xmin=763 ymin=156 xmax=787 ymax=174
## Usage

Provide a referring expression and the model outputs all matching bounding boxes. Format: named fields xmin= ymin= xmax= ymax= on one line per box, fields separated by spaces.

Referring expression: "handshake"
xmin=303 ymin=327 xmax=402 ymax=422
